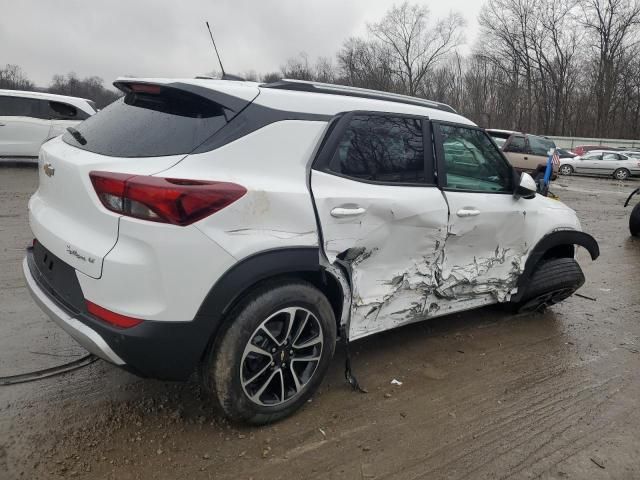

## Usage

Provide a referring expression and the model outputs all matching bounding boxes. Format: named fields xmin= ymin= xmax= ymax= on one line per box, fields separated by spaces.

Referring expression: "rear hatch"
xmin=29 ymin=79 xmax=258 ymax=278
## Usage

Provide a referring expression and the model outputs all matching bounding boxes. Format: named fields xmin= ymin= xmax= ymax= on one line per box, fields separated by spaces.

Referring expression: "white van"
xmin=0 ymin=89 xmax=96 ymax=157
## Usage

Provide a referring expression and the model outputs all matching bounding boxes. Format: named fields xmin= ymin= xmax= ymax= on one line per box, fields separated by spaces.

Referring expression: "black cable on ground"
xmin=0 ymin=354 xmax=97 ymax=386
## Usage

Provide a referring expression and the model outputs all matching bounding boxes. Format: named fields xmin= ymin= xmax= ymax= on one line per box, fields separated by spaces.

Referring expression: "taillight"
xmin=89 ymin=171 xmax=246 ymax=226
xmin=86 ymin=301 xmax=143 ymax=328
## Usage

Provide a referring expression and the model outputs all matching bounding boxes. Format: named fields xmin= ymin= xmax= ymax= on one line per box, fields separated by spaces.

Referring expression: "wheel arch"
xmin=511 ymin=230 xmax=599 ymax=302
xmin=194 ymin=247 xmax=348 ymax=362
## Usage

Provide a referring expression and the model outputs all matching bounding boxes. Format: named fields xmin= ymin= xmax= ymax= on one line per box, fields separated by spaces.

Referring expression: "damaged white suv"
xmin=24 ymin=79 xmax=599 ymax=423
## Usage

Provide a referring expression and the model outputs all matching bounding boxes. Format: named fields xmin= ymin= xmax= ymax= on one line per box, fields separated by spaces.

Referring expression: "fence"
xmin=547 ymin=135 xmax=640 ymax=150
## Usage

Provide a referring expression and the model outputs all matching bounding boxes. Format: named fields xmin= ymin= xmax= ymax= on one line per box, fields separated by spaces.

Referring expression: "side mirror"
xmin=514 ymin=172 xmax=537 ymax=199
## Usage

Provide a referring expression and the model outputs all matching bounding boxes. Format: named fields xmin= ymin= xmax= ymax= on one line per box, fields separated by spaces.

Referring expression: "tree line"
xmin=3 ymin=0 xmax=640 ymax=139
xmin=0 ymin=64 xmax=120 ymax=109
xmin=269 ymin=0 xmax=640 ymax=140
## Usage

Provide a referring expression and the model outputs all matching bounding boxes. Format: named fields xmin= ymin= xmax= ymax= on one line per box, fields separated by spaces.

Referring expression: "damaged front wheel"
xmin=512 ymin=258 xmax=585 ymax=313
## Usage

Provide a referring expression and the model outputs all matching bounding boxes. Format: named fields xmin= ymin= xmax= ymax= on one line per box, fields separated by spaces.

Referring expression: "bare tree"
xmin=581 ymin=0 xmax=640 ymax=135
xmin=48 ymin=73 xmax=121 ymax=108
xmin=369 ymin=2 xmax=465 ymax=96
xmin=0 ymin=64 xmax=34 ymax=90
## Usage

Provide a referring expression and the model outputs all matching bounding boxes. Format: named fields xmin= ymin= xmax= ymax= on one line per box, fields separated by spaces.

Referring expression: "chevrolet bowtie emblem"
xmin=43 ymin=163 xmax=55 ymax=177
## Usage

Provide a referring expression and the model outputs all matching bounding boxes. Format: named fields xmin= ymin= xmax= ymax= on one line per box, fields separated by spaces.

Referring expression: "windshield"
xmin=527 ymin=135 xmax=556 ymax=156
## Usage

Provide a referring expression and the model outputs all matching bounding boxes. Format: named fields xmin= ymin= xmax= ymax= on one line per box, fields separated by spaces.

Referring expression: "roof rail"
xmin=260 ymin=79 xmax=457 ymax=114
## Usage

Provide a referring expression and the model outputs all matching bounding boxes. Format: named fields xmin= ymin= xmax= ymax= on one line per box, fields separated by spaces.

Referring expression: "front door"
xmin=433 ymin=122 xmax=533 ymax=307
xmin=311 ymin=112 xmax=449 ymax=340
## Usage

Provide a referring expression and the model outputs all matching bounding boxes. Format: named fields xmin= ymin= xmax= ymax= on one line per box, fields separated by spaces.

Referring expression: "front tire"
xmin=559 ymin=164 xmax=573 ymax=175
xmin=512 ymin=258 xmax=585 ymax=313
xmin=614 ymin=168 xmax=630 ymax=181
xmin=202 ymin=280 xmax=337 ymax=424
xmin=630 ymin=203 xmax=640 ymax=236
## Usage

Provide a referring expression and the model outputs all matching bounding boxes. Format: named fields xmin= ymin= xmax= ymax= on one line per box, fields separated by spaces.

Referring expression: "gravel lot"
xmin=1 ymin=166 xmax=639 ymax=480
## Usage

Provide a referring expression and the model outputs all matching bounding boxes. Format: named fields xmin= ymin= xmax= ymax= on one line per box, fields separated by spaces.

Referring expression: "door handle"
xmin=523 ymin=156 xmax=528 ymax=160
xmin=330 ymin=206 xmax=366 ymax=218
xmin=0 ymin=123 xmax=5 ymax=126
xmin=456 ymin=208 xmax=480 ymax=217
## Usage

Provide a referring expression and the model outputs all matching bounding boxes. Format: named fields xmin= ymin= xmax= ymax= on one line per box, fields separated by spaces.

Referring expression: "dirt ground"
xmin=1 ymin=166 xmax=639 ymax=480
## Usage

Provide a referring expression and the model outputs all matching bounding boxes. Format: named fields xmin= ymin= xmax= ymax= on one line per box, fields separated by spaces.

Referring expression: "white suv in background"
xmin=23 ymin=79 xmax=599 ymax=423
xmin=0 ymin=89 xmax=96 ymax=157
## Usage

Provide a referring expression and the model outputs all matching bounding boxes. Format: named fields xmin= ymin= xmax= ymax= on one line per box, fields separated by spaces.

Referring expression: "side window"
xmin=603 ymin=153 xmax=618 ymax=160
xmin=326 ymin=114 xmax=426 ymax=183
xmin=48 ymin=101 xmax=90 ymax=120
xmin=0 ymin=96 xmax=42 ymax=117
xmin=504 ymin=136 xmax=526 ymax=153
xmin=439 ymin=124 xmax=513 ymax=193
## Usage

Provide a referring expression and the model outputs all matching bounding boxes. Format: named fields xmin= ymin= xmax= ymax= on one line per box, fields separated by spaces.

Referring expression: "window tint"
xmin=527 ymin=135 xmax=555 ymax=156
xmin=504 ymin=136 xmax=526 ymax=153
xmin=327 ymin=114 xmax=426 ymax=183
xmin=62 ymin=88 xmax=228 ymax=157
xmin=0 ymin=96 xmax=48 ymax=119
xmin=440 ymin=125 xmax=513 ymax=193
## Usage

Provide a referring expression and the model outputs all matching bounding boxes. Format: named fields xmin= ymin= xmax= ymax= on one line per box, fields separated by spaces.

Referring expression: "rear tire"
xmin=512 ymin=258 xmax=585 ymax=313
xmin=614 ymin=168 xmax=630 ymax=181
xmin=630 ymin=203 xmax=640 ymax=237
xmin=559 ymin=164 xmax=573 ymax=175
xmin=201 ymin=279 xmax=336 ymax=424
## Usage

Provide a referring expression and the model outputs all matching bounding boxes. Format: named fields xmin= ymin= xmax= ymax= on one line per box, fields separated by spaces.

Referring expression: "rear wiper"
xmin=66 ymin=127 xmax=87 ymax=145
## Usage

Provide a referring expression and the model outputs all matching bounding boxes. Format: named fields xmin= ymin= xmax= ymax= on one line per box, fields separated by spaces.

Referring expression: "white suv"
xmin=0 ymin=89 xmax=96 ymax=157
xmin=23 ymin=79 xmax=599 ymax=423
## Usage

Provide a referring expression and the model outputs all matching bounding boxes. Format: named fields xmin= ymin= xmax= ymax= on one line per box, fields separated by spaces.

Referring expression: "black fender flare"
xmin=511 ymin=230 xmax=599 ymax=302
xmin=624 ymin=187 xmax=640 ymax=207
xmin=91 ymin=247 xmax=337 ymax=382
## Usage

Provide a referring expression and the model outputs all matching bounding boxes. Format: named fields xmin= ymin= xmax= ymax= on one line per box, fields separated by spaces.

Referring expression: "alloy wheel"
xmin=240 ymin=307 xmax=324 ymax=407
xmin=615 ymin=169 xmax=630 ymax=180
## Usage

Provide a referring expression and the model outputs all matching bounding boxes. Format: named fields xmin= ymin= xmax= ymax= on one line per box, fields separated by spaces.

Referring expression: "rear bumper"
xmin=23 ymin=245 xmax=210 ymax=380
xmin=22 ymin=256 xmax=125 ymax=365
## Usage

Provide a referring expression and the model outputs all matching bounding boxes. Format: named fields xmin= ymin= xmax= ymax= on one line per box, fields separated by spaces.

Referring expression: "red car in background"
xmin=573 ymin=145 xmax=616 ymax=156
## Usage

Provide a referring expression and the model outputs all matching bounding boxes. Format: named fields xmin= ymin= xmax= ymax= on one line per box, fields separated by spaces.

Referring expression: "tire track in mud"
xmin=240 ymin=325 xmax=627 ymax=480
xmin=365 ymin=362 xmax=625 ymax=479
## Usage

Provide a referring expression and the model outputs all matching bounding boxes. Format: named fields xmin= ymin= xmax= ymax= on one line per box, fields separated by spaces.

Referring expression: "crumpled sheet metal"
xmin=340 ymin=217 xmax=527 ymax=341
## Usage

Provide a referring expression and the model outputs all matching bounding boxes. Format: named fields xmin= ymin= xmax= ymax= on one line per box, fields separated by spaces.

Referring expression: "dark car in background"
xmin=557 ymin=148 xmax=577 ymax=159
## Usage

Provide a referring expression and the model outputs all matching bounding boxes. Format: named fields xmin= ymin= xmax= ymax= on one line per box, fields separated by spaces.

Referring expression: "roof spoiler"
xmin=112 ymin=80 xmax=253 ymax=118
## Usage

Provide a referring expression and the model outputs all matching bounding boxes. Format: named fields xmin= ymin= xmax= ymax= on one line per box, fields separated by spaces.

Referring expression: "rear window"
xmin=62 ymin=87 xmax=228 ymax=157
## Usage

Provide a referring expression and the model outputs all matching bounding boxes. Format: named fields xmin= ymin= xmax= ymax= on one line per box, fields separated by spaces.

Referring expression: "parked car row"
xmin=486 ymin=129 xmax=640 ymax=181
xmin=0 ymin=89 xmax=96 ymax=157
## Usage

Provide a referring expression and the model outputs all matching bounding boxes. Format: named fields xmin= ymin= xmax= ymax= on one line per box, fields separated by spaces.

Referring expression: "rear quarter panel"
xmin=159 ymin=120 xmax=328 ymax=261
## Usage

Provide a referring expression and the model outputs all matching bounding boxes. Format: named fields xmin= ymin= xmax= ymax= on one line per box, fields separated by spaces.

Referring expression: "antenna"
xmin=206 ymin=21 xmax=226 ymax=78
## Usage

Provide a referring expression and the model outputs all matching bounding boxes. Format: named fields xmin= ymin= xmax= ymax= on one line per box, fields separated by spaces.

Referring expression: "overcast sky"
xmin=1 ymin=0 xmax=484 ymax=88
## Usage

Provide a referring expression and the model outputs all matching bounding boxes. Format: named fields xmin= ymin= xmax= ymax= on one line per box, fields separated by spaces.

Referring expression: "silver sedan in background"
xmin=558 ymin=150 xmax=640 ymax=180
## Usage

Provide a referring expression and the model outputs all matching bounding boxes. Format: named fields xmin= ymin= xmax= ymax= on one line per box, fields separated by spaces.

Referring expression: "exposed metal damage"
xmin=336 ymin=226 xmax=528 ymax=341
